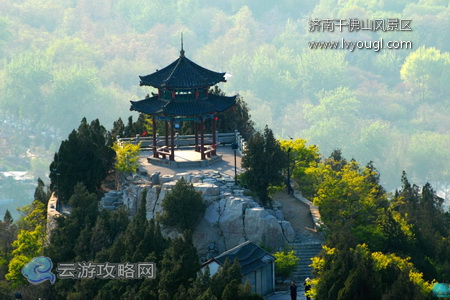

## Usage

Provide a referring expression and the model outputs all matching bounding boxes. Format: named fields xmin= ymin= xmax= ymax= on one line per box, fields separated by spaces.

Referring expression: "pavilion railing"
xmin=234 ymin=129 xmax=247 ymax=155
xmin=117 ymin=131 xmax=247 ymax=153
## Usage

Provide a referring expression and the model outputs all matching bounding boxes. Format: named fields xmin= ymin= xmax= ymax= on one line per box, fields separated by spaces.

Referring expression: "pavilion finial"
xmin=180 ymin=32 xmax=185 ymax=57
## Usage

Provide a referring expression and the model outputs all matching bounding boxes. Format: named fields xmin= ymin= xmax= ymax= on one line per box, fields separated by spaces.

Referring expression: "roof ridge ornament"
xmin=180 ymin=32 xmax=185 ymax=57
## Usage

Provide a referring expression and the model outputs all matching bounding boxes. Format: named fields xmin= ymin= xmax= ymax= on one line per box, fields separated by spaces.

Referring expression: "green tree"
xmin=207 ymin=258 xmax=262 ymax=300
xmin=210 ymin=87 xmax=256 ymax=140
xmin=241 ymin=126 xmax=287 ymax=206
xmin=210 ymin=258 xmax=242 ymax=299
xmin=47 ymin=183 xmax=99 ymax=263
xmin=47 ymin=65 xmax=114 ymax=134
xmin=34 ymin=178 xmax=51 ymax=206
xmin=158 ymin=232 xmax=200 ymax=300
xmin=303 ymin=88 xmax=361 ymax=157
xmin=3 ymin=210 xmax=13 ymax=224
xmin=296 ymin=50 xmax=349 ymax=101
xmin=49 ymin=118 xmax=114 ymax=201
xmin=159 ymin=178 xmax=205 ymax=231
xmin=400 ymin=46 xmax=450 ymax=102
xmin=310 ymin=243 xmax=433 ymax=300
xmin=0 ymin=17 xmax=10 ymax=57
xmin=0 ymin=210 xmax=17 ymax=280
xmin=109 ymin=117 xmax=126 ymax=143
xmin=390 ymin=174 xmax=450 ymax=281
xmin=45 ymin=36 xmax=101 ymax=68
xmin=406 ymin=132 xmax=450 ymax=185
xmin=116 ymin=0 xmax=169 ymax=33
xmin=2 ymin=51 xmax=52 ymax=125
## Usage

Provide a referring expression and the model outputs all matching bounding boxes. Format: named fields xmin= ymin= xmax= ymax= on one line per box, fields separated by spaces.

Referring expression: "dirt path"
xmin=274 ymin=191 xmax=323 ymax=243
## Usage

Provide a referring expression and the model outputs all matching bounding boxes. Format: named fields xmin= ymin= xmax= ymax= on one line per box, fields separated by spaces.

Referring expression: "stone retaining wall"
xmin=293 ymin=190 xmax=324 ymax=230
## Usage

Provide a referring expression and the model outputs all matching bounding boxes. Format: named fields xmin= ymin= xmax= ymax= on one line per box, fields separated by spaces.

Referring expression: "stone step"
xmin=288 ymin=242 xmax=323 ymax=282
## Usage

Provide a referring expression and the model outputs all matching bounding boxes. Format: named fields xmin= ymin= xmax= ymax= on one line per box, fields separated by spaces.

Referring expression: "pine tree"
xmin=159 ymin=178 xmax=205 ymax=231
xmin=34 ymin=178 xmax=51 ymax=206
xmin=3 ymin=209 xmax=13 ymax=224
xmin=241 ymin=126 xmax=287 ymax=206
xmin=49 ymin=118 xmax=114 ymax=201
xmin=158 ymin=232 xmax=200 ymax=300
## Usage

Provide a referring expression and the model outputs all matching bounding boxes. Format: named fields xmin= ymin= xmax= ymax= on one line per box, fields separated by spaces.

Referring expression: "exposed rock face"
xmin=119 ymin=172 xmax=296 ymax=260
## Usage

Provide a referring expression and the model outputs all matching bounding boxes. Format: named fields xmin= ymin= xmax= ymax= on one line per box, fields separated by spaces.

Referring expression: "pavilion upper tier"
xmin=130 ymin=48 xmax=236 ymax=117
xmin=139 ymin=51 xmax=227 ymax=89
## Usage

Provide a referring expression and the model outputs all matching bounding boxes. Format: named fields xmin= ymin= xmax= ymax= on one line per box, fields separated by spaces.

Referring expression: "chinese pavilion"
xmin=130 ymin=43 xmax=236 ymax=162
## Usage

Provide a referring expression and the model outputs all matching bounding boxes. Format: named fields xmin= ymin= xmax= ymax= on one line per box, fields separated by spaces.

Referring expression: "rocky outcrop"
xmin=46 ymin=193 xmax=61 ymax=245
xmin=118 ymin=171 xmax=296 ymax=260
xmin=100 ymin=190 xmax=124 ymax=211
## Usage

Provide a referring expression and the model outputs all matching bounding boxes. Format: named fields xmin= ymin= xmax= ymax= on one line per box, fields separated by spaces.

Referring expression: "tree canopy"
xmin=49 ymin=118 xmax=115 ymax=201
xmin=241 ymin=126 xmax=286 ymax=206
xmin=159 ymin=178 xmax=205 ymax=232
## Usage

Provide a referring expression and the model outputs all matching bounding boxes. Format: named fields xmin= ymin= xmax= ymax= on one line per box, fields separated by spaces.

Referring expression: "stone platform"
xmin=139 ymin=145 xmax=243 ymax=178
xmin=146 ymin=147 xmax=223 ymax=168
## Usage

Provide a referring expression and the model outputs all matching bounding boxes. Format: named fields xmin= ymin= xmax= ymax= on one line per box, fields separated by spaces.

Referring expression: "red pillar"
xmin=200 ymin=116 xmax=205 ymax=160
xmin=212 ymin=114 xmax=217 ymax=155
xmin=165 ymin=120 xmax=169 ymax=147
xmin=194 ymin=120 xmax=199 ymax=152
xmin=152 ymin=116 xmax=158 ymax=158
xmin=170 ymin=118 xmax=175 ymax=161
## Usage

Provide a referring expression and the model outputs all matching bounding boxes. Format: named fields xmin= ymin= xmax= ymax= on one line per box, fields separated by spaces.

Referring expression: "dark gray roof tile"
xmin=130 ymin=94 xmax=236 ymax=116
xmin=213 ymin=241 xmax=275 ymax=275
xmin=139 ymin=55 xmax=226 ymax=89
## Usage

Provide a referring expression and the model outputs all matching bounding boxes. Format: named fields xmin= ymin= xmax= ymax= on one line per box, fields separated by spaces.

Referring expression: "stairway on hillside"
xmin=289 ymin=242 xmax=323 ymax=282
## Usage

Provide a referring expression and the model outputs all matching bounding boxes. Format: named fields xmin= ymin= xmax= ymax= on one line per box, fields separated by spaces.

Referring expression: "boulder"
xmin=174 ymin=172 xmax=193 ymax=182
xmin=275 ymin=210 xmax=284 ymax=220
xmin=145 ymin=186 xmax=163 ymax=219
xmin=244 ymin=207 xmax=286 ymax=251
xmin=280 ymin=221 xmax=296 ymax=243
xmin=150 ymin=172 xmax=160 ymax=185
xmin=193 ymin=217 xmax=224 ymax=259
xmin=193 ymin=183 xmax=220 ymax=197
xmin=233 ymin=189 xmax=246 ymax=196
xmin=202 ymin=178 xmax=217 ymax=185
xmin=192 ymin=175 xmax=202 ymax=183
xmin=160 ymin=174 xmax=174 ymax=184
xmin=203 ymin=201 xmax=221 ymax=225
xmin=273 ymin=200 xmax=282 ymax=209
xmin=216 ymin=197 xmax=254 ymax=251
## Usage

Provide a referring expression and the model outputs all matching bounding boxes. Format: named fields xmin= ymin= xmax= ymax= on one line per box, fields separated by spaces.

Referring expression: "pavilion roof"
xmin=139 ymin=54 xmax=226 ymax=89
xmin=130 ymin=94 xmax=236 ymax=116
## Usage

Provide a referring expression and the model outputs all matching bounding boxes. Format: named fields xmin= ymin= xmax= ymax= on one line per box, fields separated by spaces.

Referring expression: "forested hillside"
xmin=1 ymin=0 xmax=450 ymax=192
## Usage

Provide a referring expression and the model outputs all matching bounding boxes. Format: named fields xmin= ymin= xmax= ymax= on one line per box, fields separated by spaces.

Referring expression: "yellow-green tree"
xmin=280 ymin=138 xmax=319 ymax=197
xmin=310 ymin=244 xmax=433 ymax=299
xmin=274 ymin=250 xmax=299 ymax=282
xmin=310 ymin=159 xmax=389 ymax=250
xmin=5 ymin=201 xmax=46 ymax=287
xmin=112 ymin=141 xmax=141 ymax=173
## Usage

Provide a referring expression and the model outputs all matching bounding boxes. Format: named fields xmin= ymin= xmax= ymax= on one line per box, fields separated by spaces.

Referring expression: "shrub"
xmin=159 ymin=178 xmax=205 ymax=231
xmin=274 ymin=250 xmax=299 ymax=282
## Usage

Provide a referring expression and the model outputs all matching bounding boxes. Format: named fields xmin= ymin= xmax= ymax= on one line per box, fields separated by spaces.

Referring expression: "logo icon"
xmin=21 ymin=256 xmax=56 ymax=285
xmin=433 ymin=283 xmax=450 ymax=298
